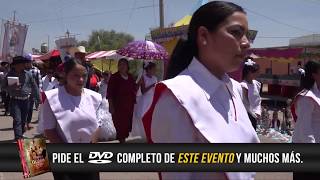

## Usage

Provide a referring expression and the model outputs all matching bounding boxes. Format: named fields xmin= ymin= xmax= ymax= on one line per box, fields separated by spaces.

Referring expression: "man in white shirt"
xmin=42 ymin=70 xmax=57 ymax=92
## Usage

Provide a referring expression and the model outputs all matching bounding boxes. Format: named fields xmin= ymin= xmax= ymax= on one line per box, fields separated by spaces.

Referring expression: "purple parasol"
xmin=116 ymin=40 xmax=168 ymax=60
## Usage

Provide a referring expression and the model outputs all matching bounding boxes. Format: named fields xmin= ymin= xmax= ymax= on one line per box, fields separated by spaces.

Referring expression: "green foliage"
xmin=84 ymin=29 xmax=134 ymax=52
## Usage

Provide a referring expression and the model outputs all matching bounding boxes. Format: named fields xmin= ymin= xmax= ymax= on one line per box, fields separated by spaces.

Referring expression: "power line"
xmin=245 ymin=8 xmax=317 ymax=34
xmin=125 ymin=0 xmax=137 ymax=33
xmin=27 ymin=4 xmax=158 ymax=24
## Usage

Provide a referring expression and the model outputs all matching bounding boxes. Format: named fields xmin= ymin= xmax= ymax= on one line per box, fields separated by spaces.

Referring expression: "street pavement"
xmin=0 ymin=109 xmax=292 ymax=180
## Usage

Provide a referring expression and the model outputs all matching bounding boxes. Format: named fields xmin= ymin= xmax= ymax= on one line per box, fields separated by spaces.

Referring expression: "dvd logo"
xmin=88 ymin=152 xmax=113 ymax=164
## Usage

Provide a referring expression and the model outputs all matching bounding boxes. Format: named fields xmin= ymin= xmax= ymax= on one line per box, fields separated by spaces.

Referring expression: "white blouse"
xmin=240 ymin=80 xmax=262 ymax=117
xmin=41 ymin=86 xmax=116 ymax=143
xmin=151 ymin=58 xmax=259 ymax=180
xmin=293 ymin=83 xmax=320 ymax=143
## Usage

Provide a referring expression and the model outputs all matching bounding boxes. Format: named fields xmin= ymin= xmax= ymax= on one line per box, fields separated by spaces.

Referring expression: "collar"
xmin=186 ymin=57 xmax=235 ymax=100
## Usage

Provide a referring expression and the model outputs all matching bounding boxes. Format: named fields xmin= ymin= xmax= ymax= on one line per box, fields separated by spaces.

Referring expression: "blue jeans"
xmin=27 ymin=98 xmax=34 ymax=124
xmin=10 ymin=99 xmax=30 ymax=140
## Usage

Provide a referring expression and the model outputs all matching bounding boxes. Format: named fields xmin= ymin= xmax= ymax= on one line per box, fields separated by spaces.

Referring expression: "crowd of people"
xmin=0 ymin=1 xmax=319 ymax=180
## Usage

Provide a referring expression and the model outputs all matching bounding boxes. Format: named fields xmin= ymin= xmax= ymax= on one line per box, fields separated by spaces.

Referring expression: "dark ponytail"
xmin=166 ymin=39 xmax=195 ymax=79
xmin=301 ymin=60 xmax=320 ymax=90
xmin=166 ymin=1 xmax=245 ymax=79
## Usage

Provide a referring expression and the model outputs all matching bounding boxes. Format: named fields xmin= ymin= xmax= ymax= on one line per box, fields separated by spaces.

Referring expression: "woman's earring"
xmin=203 ymin=41 xmax=207 ymax=45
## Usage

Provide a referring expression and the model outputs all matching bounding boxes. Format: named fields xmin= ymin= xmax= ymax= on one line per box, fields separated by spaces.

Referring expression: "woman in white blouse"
xmin=143 ymin=1 xmax=259 ymax=180
xmin=132 ymin=62 xmax=157 ymax=139
xmin=41 ymin=58 xmax=116 ymax=180
xmin=240 ymin=58 xmax=261 ymax=130
xmin=292 ymin=60 xmax=320 ymax=143
xmin=292 ymin=60 xmax=320 ymax=179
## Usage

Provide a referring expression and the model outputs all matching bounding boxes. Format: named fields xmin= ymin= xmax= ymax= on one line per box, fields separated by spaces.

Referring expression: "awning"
xmin=38 ymin=50 xmax=60 ymax=61
xmin=86 ymin=50 xmax=128 ymax=60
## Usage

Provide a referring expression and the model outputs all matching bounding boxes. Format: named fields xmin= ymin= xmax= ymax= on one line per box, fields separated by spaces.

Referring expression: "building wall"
xmin=255 ymin=58 xmax=271 ymax=74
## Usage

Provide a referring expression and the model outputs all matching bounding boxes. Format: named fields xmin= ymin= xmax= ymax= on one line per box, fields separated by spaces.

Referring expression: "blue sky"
xmin=0 ymin=0 xmax=319 ymax=52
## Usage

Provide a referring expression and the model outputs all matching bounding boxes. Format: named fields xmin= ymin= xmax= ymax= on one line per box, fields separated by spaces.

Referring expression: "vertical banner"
xmin=55 ymin=37 xmax=76 ymax=62
xmin=1 ymin=20 xmax=28 ymax=63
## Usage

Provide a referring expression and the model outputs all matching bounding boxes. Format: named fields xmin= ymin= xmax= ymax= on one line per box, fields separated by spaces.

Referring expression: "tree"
xmin=87 ymin=29 xmax=134 ymax=52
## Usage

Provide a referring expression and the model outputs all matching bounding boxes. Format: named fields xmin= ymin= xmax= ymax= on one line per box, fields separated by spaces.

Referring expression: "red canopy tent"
xmin=37 ymin=50 xmax=60 ymax=61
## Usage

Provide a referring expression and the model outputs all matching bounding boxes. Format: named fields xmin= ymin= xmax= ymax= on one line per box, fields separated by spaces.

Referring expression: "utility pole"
xmin=159 ymin=0 xmax=164 ymax=28
xmin=47 ymin=35 xmax=50 ymax=51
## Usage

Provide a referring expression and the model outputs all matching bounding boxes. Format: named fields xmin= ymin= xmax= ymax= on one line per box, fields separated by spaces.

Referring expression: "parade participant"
xmin=41 ymin=69 xmax=58 ymax=92
xmin=36 ymin=68 xmax=58 ymax=136
xmin=131 ymin=62 xmax=157 ymax=139
xmin=292 ymin=60 xmax=320 ymax=179
xmin=138 ymin=62 xmax=157 ymax=118
xmin=2 ymin=56 xmax=40 ymax=140
xmin=25 ymin=55 xmax=42 ymax=130
xmin=107 ymin=58 xmax=136 ymax=143
xmin=41 ymin=58 xmax=116 ymax=180
xmin=143 ymin=1 xmax=259 ymax=179
xmin=292 ymin=60 xmax=320 ymax=143
xmin=240 ymin=57 xmax=261 ymax=130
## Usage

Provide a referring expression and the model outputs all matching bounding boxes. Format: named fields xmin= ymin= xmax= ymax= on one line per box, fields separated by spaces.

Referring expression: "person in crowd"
xmin=270 ymin=110 xmax=280 ymax=130
xmin=2 ymin=56 xmax=40 ymax=140
xmin=25 ymin=55 xmax=42 ymax=130
xmin=132 ymin=62 xmax=157 ymax=139
xmin=260 ymin=106 xmax=269 ymax=129
xmin=292 ymin=60 xmax=320 ymax=142
xmin=71 ymin=46 xmax=93 ymax=89
xmin=0 ymin=61 xmax=10 ymax=116
xmin=41 ymin=69 xmax=58 ymax=92
xmin=41 ymin=58 xmax=116 ymax=180
xmin=138 ymin=62 xmax=158 ymax=118
xmin=284 ymin=99 xmax=293 ymax=130
xmin=240 ymin=57 xmax=261 ymax=130
xmin=292 ymin=60 xmax=320 ymax=179
xmin=142 ymin=1 xmax=259 ymax=179
xmin=107 ymin=58 xmax=137 ymax=143
xmin=89 ymin=67 xmax=100 ymax=91
xmin=97 ymin=71 xmax=109 ymax=99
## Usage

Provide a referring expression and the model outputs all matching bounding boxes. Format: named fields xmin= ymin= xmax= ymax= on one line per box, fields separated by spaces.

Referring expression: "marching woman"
xmin=143 ymin=1 xmax=259 ymax=179
xmin=138 ymin=62 xmax=158 ymax=117
xmin=132 ymin=62 xmax=158 ymax=139
xmin=240 ymin=58 xmax=261 ymax=130
xmin=41 ymin=58 xmax=116 ymax=180
xmin=292 ymin=60 xmax=320 ymax=143
xmin=107 ymin=58 xmax=137 ymax=143
xmin=292 ymin=60 xmax=320 ymax=179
